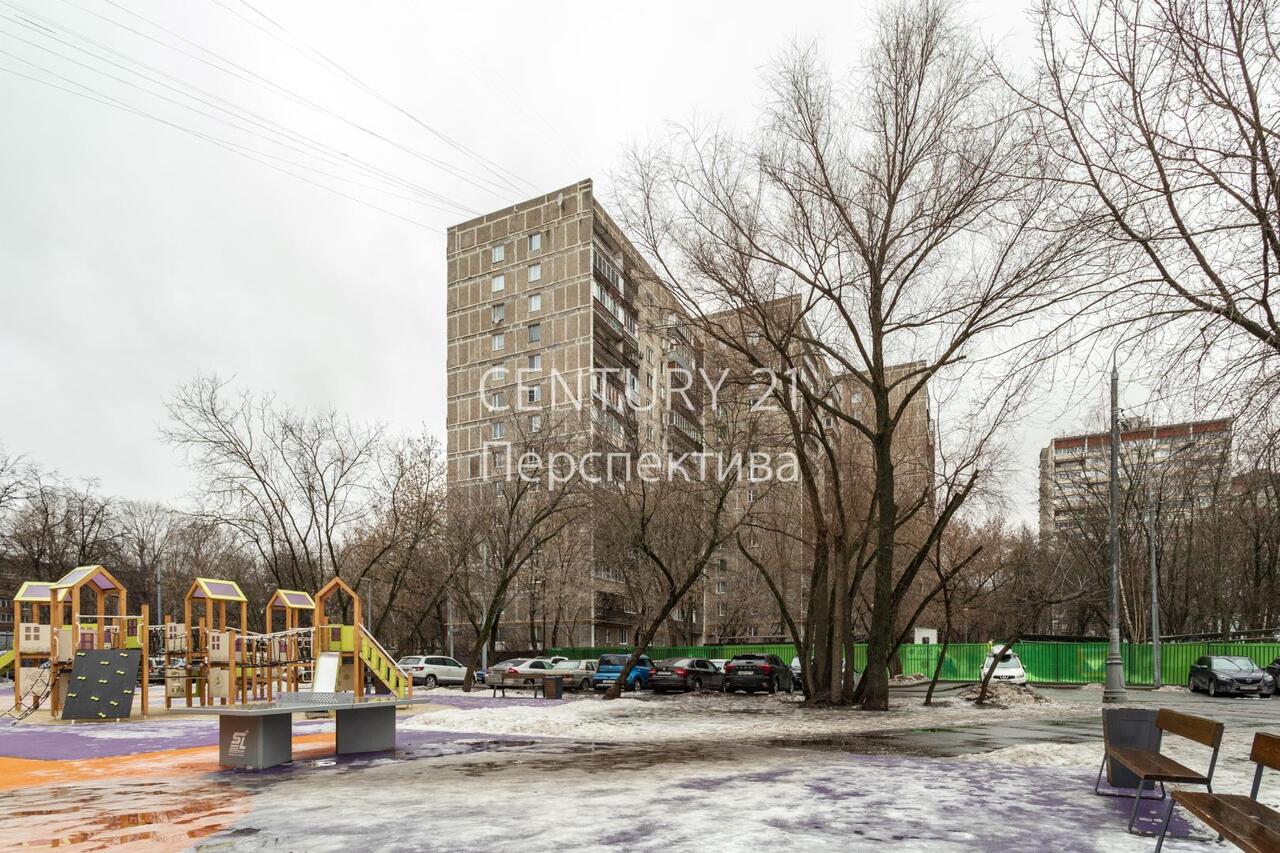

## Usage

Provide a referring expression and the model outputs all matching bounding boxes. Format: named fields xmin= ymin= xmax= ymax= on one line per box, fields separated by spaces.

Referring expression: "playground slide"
xmin=312 ymin=652 xmax=340 ymax=693
xmin=0 ymin=649 xmax=13 ymax=677
xmin=358 ymin=627 xmax=411 ymax=698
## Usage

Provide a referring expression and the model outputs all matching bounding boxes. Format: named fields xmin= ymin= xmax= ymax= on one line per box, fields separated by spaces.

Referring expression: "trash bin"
xmin=1102 ymin=707 xmax=1162 ymax=789
xmin=543 ymin=675 xmax=564 ymax=700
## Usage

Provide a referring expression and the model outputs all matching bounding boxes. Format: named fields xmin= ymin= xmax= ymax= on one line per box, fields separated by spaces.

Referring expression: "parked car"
xmin=981 ymin=646 xmax=1027 ymax=686
xmin=790 ymin=656 xmax=802 ymax=681
xmin=724 ymin=654 xmax=795 ymax=694
xmin=490 ymin=658 xmax=563 ymax=685
xmin=1265 ymin=657 xmax=1280 ymax=686
xmin=397 ymin=655 xmax=470 ymax=688
xmin=147 ymin=656 xmax=167 ymax=683
xmin=652 ymin=658 xmax=725 ymax=693
xmin=1189 ymin=656 xmax=1275 ymax=697
xmin=550 ymin=658 xmax=598 ymax=691
xmin=592 ymin=653 xmax=655 ymax=691
xmin=709 ymin=659 xmax=729 ymax=672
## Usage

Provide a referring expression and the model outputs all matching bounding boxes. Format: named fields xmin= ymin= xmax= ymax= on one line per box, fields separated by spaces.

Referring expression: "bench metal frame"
xmin=1094 ymin=710 xmax=1222 ymax=837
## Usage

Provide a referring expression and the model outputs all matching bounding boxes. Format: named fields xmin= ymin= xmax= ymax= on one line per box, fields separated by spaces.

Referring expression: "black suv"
xmin=723 ymin=653 xmax=795 ymax=694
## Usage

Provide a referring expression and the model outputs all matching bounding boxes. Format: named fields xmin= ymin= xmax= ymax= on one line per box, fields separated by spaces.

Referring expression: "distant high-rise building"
xmin=1038 ymin=417 xmax=1233 ymax=541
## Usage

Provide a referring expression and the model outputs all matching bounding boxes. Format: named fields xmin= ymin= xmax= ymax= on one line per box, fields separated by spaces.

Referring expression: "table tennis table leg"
xmin=335 ymin=704 xmax=397 ymax=755
xmin=218 ymin=711 xmax=292 ymax=769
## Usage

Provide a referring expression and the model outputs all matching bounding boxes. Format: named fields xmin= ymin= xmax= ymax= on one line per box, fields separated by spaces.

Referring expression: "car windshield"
xmin=658 ymin=658 xmax=688 ymax=667
xmin=498 ymin=659 xmax=528 ymax=668
xmin=733 ymin=655 xmax=766 ymax=662
xmin=552 ymin=660 xmax=580 ymax=670
xmin=599 ymin=655 xmax=630 ymax=666
xmin=1213 ymin=657 xmax=1253 ymax=671
xmin=398 ymin=657 xmax=422 ymax=665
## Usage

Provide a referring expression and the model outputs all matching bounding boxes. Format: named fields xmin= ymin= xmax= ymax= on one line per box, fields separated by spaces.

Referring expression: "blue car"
xmin=592 ymin=654 xmax=655 ymax=692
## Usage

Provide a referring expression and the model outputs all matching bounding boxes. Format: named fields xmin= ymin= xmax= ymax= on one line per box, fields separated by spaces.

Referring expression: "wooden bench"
xmin=488 ymin=672 xmax=546 ymax=699
xmin=1095 ymin=708 xmax=1223 ymax=836
xmin=1156 ymin=731 xmax=1280 ymax=853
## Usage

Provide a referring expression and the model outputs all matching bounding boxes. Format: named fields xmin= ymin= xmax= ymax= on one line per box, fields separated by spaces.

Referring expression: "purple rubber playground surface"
xmin=0 ymin=691 xmax=558 ymax=760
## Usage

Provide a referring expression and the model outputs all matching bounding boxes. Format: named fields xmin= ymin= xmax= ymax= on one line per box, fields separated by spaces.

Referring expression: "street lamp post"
xmin=1147 ymin=496 xmax=1161 ymax=688
xmin=1104 ymin=359 xmax=1128 ymax=703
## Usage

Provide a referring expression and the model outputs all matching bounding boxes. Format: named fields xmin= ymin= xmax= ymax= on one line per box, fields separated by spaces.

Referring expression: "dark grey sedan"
xmin=1189 ymin=656 xmax=1275 ymax=697
xmin=651 ymin=658 xmax=725 ymax=693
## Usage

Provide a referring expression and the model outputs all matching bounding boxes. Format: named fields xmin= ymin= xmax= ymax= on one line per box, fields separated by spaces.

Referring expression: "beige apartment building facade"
xmin=446 ymin=179 xmax=706 ymax=649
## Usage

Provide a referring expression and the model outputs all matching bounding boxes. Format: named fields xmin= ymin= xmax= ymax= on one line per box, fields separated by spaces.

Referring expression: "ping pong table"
xmin=186 ymin=692 xmax=435 ymax=770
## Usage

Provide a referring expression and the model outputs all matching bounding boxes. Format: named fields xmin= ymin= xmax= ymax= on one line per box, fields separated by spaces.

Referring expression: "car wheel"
xmin=768 ymin=677 xmax=778 ymax=694
xmin=1209 ymin=680 xmax=1217 ymax=697
xmin=424 ymin=674 xmax=437 ymax=689
xmin=692 ymin=677 xmax=704 ymax=693
xmin=1188 ymin=675 xmax=1196 ymax=693
xmin=627 ymin=678 xmax=638 ymax=692
xmin=580 ymin=678 xmax=592 ymax=691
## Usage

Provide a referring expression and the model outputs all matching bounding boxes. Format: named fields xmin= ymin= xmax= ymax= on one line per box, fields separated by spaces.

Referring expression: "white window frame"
xmin=492 ymin=332 xmax=505 ymax=351
xmin=492 ymin=244 xmax=505 ymax=263
xmin=528 ymin=262 xmax=542 ymax=282
xmin=529 ymin=233 xmax=542 ymax=252
xmin=492 ymin=274 xmax=505 ymax=293
xmin=528 ymin=322 xmax=542 ymax=343
xmin=529 ymin=293 xmax=541 ymax=313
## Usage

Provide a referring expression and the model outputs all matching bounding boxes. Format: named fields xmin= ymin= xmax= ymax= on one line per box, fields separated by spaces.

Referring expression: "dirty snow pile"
xmin=957 ymin=683 xmax=1050 ymax=707
xmin=889 ymin=673 xmax=929 ymax=685
xmin=405 ymin=688 xmax=1077 ymax=743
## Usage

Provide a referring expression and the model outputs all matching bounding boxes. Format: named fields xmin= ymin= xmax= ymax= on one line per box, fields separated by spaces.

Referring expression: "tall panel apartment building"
xmin=1038 ymin=417 xmax=1233 ymax=540
xmin=446 ymin=180 xmax=702 ymax=648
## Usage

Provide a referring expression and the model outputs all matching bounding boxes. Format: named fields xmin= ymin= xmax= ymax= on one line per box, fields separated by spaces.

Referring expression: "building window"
xmin=492 ymin=333 xmax=504 ymax=351
xmin=824 ymin=415 xmax=834 ymax=428
xmin=527 ymin=353 xmax=542 ymax=370
xmin=528 ymin=262 xmax=542 ymax=282
xmin=747 ymin=332 xmax=760 ymax=346
xmin=492 ymin=244 xmax=505 ymax=264
xmin=492 ymin=274 xmax=505 ymax=293
xmin=530 ymin=414 xmax=542 ymax=433
xmin=528 ymin=323 xmax=541 ymax=343
xmin=716 ymin=580 xmax=727 ymax=594
xmin=529 ymin=293 xmax=541 ymax=313
xmin=529 ymin=233 xmax=542 ymax=252
xmin=718 ymin=602 xmax=727 ymax=618
xmin=527 ymin=385 xmax=542 ymax=404
xmin=645 ymin=371 xmax=654 ymax=389
xmin=490 ymin=390 xmax=506 ymax=409
xmin=492 ymin=422 xmax=505 ymax=439
xmin=492 ymin=303 xmax=505 ymax=324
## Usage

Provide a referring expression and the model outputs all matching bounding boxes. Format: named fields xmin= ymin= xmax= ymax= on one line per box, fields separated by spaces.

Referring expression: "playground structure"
xmin=5 ymin=566 xmax=149 ymax=722
xmin=264 ymin=589 xmax=316 ymax=694
xmin=6 ymin=565 xmax=410 ymax=722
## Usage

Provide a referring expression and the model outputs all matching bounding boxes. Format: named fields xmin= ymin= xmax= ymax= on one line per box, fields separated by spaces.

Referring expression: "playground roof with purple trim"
xmin=14 ymin=581 xmax=53 ymax=603
xmin=188 ymin=577 xmax=247 ymax=603
xmin=49 ymin=565 xmax=125 ymax=600
xmin=268 ymin=590 xmax=315 ymax=610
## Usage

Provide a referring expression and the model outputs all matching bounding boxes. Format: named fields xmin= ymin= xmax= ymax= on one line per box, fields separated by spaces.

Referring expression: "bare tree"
xmin=617 ymin=0 xmax=1094 ymax=709
xmin=1031 ymin=0 xmax=1280 ymax=420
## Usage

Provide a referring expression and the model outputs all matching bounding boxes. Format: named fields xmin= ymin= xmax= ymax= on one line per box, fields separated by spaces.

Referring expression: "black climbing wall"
xmin=62 ymin=649 xmax=141 ymax=721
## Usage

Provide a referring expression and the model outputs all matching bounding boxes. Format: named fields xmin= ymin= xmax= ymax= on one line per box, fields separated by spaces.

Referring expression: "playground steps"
xmin=0 ymin=649 xmax=13 ymax=677
xmin=358 ymin=626 xmax=410 ymax=698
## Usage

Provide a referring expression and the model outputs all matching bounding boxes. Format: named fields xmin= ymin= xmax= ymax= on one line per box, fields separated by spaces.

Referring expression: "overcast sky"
xmin=0 ymin=0 xmax=1118 ymax=521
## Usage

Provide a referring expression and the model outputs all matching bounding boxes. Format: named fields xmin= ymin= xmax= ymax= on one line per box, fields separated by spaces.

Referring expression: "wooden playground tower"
xmin=180 ymin=577 xmax=249 ymax=706
xmin=264 ymin=588 xmax=316 ymax=693
xmin=312 ymin=576 xmax=411 ymax=699
xmin=10 ymin=565 xmax=149 ymax=719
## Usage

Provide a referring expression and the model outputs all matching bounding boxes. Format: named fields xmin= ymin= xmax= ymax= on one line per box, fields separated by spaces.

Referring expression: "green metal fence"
xmin=550 ymin=640 xmax=1280 ymax=685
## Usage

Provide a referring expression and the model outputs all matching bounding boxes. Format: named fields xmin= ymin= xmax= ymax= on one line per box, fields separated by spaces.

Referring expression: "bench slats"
xmin=1173 ymin=792 xmax=1280 ymax=853
xmin=1156 ymin=708 xmax=1224 ymax=748
xmin=1252 ymin=732 xmax=1280 ymax=773
xmin=1107 ymin=746 xmax=1208 ymax=784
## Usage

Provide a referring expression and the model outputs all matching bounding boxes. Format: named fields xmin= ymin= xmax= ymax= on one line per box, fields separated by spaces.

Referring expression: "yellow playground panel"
xmin=314 ymin=577 xmax=411 ymax=699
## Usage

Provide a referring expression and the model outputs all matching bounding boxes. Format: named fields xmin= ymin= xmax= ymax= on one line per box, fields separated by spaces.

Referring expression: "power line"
xmin=1 ymin=2 xmax=477 ymax=215
xmin=225 ymin=0 xmax=541 ymax=196
xmin=0 ymin=51 xmax=443 ymax=232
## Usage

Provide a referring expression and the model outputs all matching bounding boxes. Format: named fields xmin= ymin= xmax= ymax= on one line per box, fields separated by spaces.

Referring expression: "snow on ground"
xmin=201 ymin=740 xmax=1216 ymax=852
xmin=965 ymin=724 xmax=1280 ymax=811
xmin=406 ymin=687 xmax=1078 ymax=743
